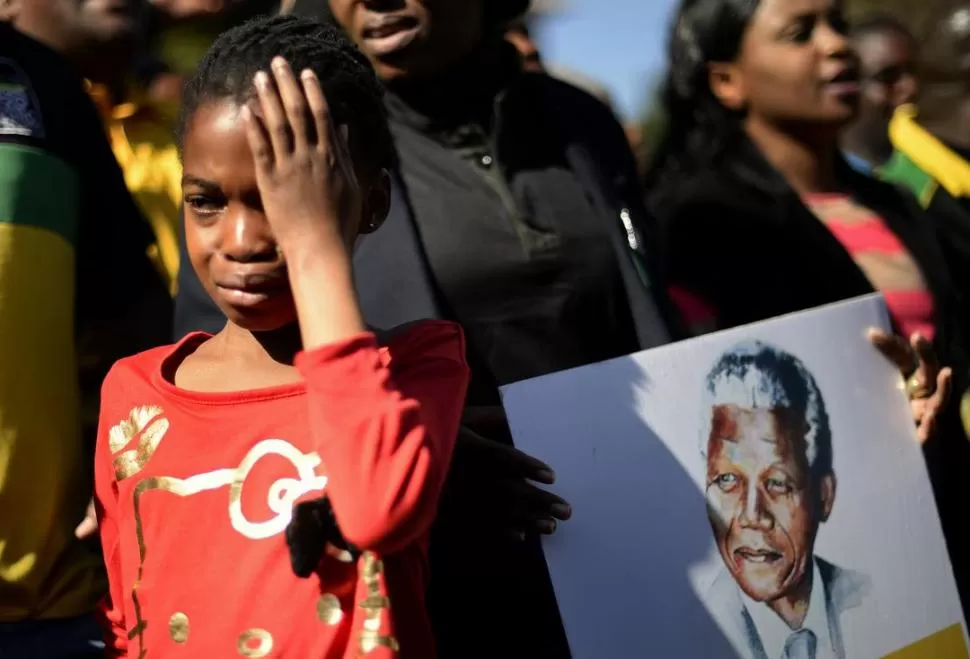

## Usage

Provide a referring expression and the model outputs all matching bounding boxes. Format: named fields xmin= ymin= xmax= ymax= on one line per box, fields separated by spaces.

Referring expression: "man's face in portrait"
xmin=705 ymin=404 xmax=835 ymax=603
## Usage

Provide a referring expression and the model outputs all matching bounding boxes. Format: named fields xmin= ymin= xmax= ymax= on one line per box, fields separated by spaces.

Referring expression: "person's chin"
xmin=821 ymin=96 xmax=861 ymax=123
xmin=220 ymin=298 xmax=296 ymax=333
xmin=370 ymin=47 xmax=444 ymax=84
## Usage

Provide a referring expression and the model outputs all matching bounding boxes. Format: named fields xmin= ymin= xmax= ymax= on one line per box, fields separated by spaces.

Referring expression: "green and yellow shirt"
xmin=0 ymin=24 xmax=170 ymax=621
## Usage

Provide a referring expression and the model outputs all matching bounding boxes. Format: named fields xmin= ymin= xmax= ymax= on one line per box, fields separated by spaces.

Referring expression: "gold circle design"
xmin=317 ymin=593 xmax=344 ymax=625
xmin=237 ymin=629 xmax=273 ymax=658
xmin=168 ymin=612 xmax=189 ymax=644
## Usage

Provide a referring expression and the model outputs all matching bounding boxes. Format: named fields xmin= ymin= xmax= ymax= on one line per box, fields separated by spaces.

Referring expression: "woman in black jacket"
xmin=648 ymin=0 xmax=970 ymax=612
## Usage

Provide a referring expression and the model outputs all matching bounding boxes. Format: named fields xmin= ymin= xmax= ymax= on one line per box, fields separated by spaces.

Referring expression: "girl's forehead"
xmin=182 ymin=99 xmax=257 ymax=183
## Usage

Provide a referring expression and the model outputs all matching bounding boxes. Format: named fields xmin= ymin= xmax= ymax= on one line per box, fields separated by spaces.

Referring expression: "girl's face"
xmin=181 ymin=98 xmax=297 ymax=332
xmin=712 ymin=0 xmax=859 ymax=129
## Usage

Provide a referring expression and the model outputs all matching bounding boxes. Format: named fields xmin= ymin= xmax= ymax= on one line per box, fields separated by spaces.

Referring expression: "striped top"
xmin=806 ymin=193 xmax=936 ymax=340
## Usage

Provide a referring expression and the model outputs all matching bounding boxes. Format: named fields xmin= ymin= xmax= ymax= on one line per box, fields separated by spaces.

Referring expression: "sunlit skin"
xmin=711 ymin=0 xmax=860 ymax=142
xmin=175 ymin=57 xmax=391 ymax=396
xmin=182 ymin=99 xmax=299 ymax=333
xmin=706 ymin=404 xmax=836 ymax=629
xmin=181 ymin=99 xmax=387 ymax=336
xmin=326 ymin=0 xmax=486 ymax=83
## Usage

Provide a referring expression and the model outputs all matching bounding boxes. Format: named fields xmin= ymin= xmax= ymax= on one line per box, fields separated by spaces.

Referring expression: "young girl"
xmin=93 ymin=15 xmax=468 ymax=658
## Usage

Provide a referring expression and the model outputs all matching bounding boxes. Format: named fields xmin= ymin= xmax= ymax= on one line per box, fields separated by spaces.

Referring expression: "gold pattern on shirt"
xmin=358 ymin=552 xmax=399 ymax=654
xmin=123 ymin=440 xmax=329 ymax=658
xmin=109 ymin=406 xmax=164 ymax=453
xmin=109 ymin=406 xmax=168 ymax=480
xmin=168 ymin=612 xmax=189 ymax=644
xmin=237 ymin=629 xmax=273 ymax=657
xmin=317 ymin=593 xmax=344 ymax=625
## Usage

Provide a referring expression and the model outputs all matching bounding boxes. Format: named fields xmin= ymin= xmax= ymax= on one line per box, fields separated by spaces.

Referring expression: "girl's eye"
xmin=185 ymin=195 xmax=224 ymax=214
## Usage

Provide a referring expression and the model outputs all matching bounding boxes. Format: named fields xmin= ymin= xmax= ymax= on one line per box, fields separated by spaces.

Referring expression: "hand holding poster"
xmin=501 ymin=295 xmax=967 ymax=658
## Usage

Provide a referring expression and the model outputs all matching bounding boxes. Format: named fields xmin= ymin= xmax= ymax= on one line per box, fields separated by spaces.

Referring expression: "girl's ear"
xmin=358 ymin=168 xmax=391 ymax=235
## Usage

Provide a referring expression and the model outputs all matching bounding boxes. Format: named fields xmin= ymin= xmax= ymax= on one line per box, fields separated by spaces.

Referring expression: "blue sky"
xmin=534 ymin=0 xmax=679 ymax=121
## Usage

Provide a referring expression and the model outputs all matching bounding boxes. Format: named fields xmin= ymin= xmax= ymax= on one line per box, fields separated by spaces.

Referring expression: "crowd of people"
xmin=1 ymin=0 xmax=969 ymax=656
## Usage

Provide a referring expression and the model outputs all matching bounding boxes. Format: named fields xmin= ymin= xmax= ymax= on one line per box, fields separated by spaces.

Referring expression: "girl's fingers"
xmin=242 ymin=103 xmax=273 ymax=171
xmin=270 ymin=57 xmax=310 ymax=152
xmin=300 ymin=68 xmax=331 ymax=155
xmin=254 ymin=69 xmax=292 ymax=157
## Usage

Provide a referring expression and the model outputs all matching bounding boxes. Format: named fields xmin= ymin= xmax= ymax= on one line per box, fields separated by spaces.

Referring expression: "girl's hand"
xmin=75 ymin=498 xmax=98 ymax=539
xmin=243 ymin=56 xmax=361 ymax=255
xmin=868 ymin=329 xmax=952 ymax=444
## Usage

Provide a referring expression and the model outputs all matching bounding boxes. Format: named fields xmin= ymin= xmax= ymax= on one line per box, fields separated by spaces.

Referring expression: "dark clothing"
xmin=649 ymin=137 xmax=970 ymax=618
xmin=383 ymin=74 xmax=639 ymax=395
xmin=0 ymin=23 xmax=170 ymax=624
xmin=921 ymin=183 xmax=970 ymax=306
xmin=367 ymin=61 xmax=679 ymax=659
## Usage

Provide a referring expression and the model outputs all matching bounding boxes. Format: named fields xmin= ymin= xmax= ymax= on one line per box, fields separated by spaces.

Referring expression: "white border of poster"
xmin=501 ymin=295 xmax=967 ymax=658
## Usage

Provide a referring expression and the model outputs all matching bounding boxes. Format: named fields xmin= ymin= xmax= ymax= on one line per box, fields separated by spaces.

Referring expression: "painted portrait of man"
xmin=698 ymin=341 xmax=871 ymax=659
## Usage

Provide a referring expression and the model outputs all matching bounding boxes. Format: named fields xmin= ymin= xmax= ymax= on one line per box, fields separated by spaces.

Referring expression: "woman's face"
xmin=714 ymin=0 xmax=859 ymax=129
xmin=327 ymin=0 xmax=487 ymax=83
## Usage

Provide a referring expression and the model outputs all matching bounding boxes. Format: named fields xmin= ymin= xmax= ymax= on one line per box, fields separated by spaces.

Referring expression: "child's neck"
xmin=220 ymin=321 xmax=304 ymax=366
xmin=173 ymin=321 xmax=305 ymax=393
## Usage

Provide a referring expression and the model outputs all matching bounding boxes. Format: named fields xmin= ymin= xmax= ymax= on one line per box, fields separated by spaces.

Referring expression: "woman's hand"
xmin=868 ymin=329 xmax=952 ymax=444
xmin=439 ymin=407 xmax=572 ymax=540
xmin=243 ymin=56 xmax=361 ymax=255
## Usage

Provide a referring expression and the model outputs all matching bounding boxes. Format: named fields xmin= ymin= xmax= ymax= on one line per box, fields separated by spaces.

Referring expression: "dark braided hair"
xmin=178 ymin=14 xmax=396 ymax=174
xmin=645 ymin=0 xmax=760 ymax=210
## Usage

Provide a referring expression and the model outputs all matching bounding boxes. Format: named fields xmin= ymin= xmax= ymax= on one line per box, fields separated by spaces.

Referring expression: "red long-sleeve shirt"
xmin=93 ymin=321 xmax=468 ymax=658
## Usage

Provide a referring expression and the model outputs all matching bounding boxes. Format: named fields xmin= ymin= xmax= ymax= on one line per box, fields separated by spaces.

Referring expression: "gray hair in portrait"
xmin=699 ymin=340 xmax=833 ymax=478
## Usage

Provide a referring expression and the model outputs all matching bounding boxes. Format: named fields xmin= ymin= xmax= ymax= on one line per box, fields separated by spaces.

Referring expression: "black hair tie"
xmin=286 ymin=496 xmax=361 ymax=578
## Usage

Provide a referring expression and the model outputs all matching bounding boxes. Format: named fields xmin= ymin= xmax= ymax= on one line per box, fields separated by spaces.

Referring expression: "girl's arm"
xmin=241 ymin=58 xmax=469 ymax=552
xmin=93 ymin=373 xmax=129 ymax=657
xmin=295 ymin=323 xmax=468 ymax=554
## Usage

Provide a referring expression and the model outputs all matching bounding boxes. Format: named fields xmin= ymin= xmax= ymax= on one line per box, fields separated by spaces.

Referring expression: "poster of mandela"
xmin=501 ymin=295 xmax=968 ymax=658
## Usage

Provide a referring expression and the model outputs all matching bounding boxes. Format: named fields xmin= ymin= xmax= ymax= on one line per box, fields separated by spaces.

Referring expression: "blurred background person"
xmin=88 ymin=0 xmax=289 ymax=297
xmin=0 ymin=0 xmax=171 ymax=654
xmin=845 ymin=5 xmax=970 ymax=380
xmin=841 ymin=14 xmax=920 ymax=174
xmin=647 ymin=0 xmax=970 ymax=615
xmin=505 ymin=17 xmax=545 ymax=73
